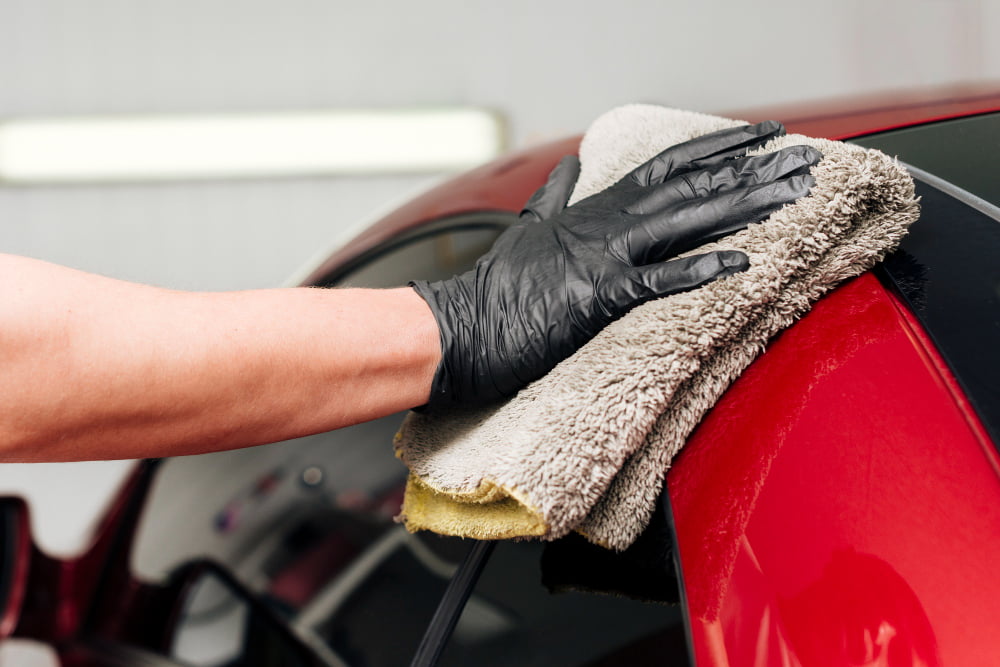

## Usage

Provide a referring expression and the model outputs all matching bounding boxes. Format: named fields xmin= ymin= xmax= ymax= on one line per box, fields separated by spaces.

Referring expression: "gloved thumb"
xmin=630 ymin=250 xmax=749 ymax=300
xmin=521 ymin=155 xmax=581 ymax=222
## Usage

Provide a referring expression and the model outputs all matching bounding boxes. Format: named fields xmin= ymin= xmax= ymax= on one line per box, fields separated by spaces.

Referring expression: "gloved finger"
xmin=625 ymin=145 xmax=822 ymax=215
xmin=627 ymin=173 xmax=814 ymax=264
xmin=616 ymin=251 xmax=750 ymax=304
xmin=521 ymin=155 xmax=582 ymax=222
xmin=627 ymin=121 xmax=785 ymax=187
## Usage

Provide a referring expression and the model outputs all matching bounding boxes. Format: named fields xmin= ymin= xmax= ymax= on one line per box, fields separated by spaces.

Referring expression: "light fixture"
xmin=0 ymin=109 xmax=505 ymax=184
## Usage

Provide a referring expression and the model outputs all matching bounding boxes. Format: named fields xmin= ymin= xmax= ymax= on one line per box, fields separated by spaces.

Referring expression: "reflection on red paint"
xmin=779 ymin=550 xmax=939 ymax=667
xmin=670 ymin=274 xmax=1000 ymax=666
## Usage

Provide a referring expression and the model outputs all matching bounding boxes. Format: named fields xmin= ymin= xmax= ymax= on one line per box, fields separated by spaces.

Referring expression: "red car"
xmin=2 ymin=86 xmax=999 ymax=666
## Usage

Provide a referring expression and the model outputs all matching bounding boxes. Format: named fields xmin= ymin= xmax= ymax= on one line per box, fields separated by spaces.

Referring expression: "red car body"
xmin=3 ymin=85 xmax=1000 ymax=666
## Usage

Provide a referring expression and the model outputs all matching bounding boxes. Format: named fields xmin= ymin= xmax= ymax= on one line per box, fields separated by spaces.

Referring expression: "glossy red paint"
xmin=13 ymin=461 xmax=159 ymax=647
xmin=296 ymin=89 xmax=1000 ymax=664
xmin=668 ymin=273 xmax=1000 ymax=666
xmin=303 ymin=85 xmax=1000 ymax=290
xmin=0 ymin=498 xmax=31 ymax=639
xmin=738 ymin=83 xmax=1000 ymax=140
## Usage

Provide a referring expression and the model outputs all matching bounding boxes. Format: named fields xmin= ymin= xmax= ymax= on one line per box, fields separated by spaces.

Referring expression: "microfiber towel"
xmin=394 ymin=104 xmax=919 ymax=551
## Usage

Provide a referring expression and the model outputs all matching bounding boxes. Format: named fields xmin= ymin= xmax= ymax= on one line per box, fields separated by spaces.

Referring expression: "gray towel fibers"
xmin=394 ymin=105 xmax=919 ymax=550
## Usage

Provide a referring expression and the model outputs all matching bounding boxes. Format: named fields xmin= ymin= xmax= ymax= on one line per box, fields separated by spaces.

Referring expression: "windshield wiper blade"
xmin=410 ymin=540 xmax=496 ymax=667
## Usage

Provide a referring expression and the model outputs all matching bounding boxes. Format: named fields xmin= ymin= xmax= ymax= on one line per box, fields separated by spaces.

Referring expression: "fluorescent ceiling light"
xmin=0 ymin=109 xmax=504 ymax=184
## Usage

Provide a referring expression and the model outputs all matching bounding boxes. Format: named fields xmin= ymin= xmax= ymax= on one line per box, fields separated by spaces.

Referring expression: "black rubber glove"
xmin=412 ymin=121 xmax=821 ymax=406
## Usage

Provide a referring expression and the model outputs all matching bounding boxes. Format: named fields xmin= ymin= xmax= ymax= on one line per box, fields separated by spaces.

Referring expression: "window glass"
xmin=313 ymin=530 xmax=469 ymax=665
xmin=853 ymin=113 xmax=1000 ymax=447
xmin=438 ymin=541 xmax=687 ymax=666
xmin=850 ymin=112 xmax=1000 ymax=208
xmin=336 ymin=225 xmax=502 ymax=288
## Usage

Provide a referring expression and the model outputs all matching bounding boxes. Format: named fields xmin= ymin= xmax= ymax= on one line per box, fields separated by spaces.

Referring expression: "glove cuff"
xmin=410 ymin=278 xmax=499 ymax=407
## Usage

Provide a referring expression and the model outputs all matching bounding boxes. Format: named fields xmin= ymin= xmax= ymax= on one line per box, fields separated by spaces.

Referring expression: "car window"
xmin=334 ymin=224 xmax=504 ymax=288
xmin=309 ymin=529 xmax=468 ymax=665
xmin=299 ymin=532 xmax=688 ymax=666
xmin=436 ymin=540 xmax=687 ymax=667
xmin=851 ymin=113 xmax=1000 ymax=449
xmin=850 ymin=111 xmax=1000 ymax=208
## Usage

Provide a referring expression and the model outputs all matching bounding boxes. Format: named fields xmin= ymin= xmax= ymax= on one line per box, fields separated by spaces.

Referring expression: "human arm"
xmin=0 ymin=121 xmax=819 ymax=461
xmin=0 ymin=253 xmax=440 ymax=462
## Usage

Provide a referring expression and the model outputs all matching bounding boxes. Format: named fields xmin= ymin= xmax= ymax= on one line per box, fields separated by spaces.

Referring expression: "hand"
xmin=412 ymin=121 xmax=821 ymax=406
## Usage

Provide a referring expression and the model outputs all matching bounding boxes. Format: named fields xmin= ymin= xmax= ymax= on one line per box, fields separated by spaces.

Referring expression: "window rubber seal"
xmin=875 ymin=163 xmax=1000 ymax=450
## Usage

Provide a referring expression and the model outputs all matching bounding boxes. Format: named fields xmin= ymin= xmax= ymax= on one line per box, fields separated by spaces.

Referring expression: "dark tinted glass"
xmin=876 ymin=177 xmax=1000 ymax=447
xmin=852 ymin=112 xmax=1000 ymax=448
xmin=316 ymin=531 xmax=468 ymax=665
xmin=850 ymin=112 xmax=1000 ymax=208
xmin=437 ymin=541 xmax=686 ymax=666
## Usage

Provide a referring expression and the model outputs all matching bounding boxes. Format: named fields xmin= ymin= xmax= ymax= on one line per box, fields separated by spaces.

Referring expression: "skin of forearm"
xmin=0 ymin=254 xmax=441 ymax=462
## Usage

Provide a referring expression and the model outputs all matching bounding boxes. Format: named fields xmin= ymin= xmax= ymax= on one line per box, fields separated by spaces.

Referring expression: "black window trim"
xmin=874 ymin=162 xmax=1000 ymax=450
xmin=409 ymin=540 xmax=496 ymax=667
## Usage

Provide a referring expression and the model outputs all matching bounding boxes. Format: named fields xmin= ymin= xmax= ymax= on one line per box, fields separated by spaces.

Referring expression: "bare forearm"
xmin=0 ymin=254 xmax=440 ymax=462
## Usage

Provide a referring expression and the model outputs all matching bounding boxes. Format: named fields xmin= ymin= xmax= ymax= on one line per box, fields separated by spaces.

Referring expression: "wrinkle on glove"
xmin=394 ymin=105 xmax=919 ymax=550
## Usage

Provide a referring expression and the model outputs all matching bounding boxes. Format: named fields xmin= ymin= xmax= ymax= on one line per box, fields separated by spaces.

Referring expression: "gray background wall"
xmin=1 ymin=0 xmax=998 ymax=575
xmin=4 ymin=0 xmax=998 ymax=292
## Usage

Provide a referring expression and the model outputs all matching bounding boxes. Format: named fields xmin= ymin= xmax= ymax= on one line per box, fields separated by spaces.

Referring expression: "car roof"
xmin=736 ymin=82 xmax=1000 ymax=139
